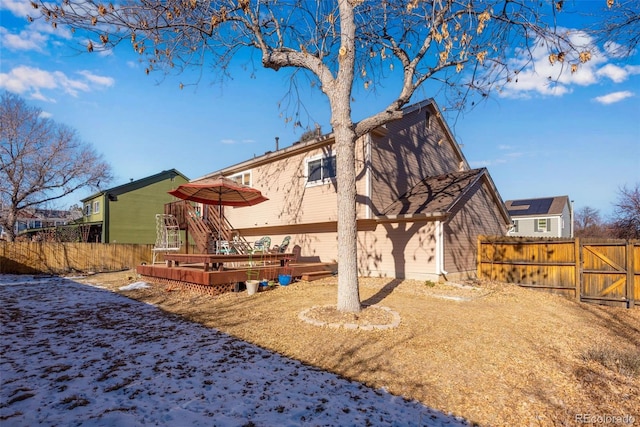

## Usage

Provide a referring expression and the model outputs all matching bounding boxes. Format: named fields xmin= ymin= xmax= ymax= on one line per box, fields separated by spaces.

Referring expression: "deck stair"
xmin=178 ymin=202 xmax=251 ymax=254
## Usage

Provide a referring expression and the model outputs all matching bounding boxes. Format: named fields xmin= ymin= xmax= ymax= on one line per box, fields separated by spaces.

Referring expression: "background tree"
xmin=35 ymin=0 xmax=613 ymax=312
xmin=574 ymin=206 xmax=606 ymax=238
xmin=0 ymin=92 xmax=113 ymax=242
xmin=610 ymin=183 xmax=640 ymax=239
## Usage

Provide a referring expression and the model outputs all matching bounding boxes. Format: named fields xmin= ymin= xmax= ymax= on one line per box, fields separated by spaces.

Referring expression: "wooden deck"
xmin=136 ymin=258 xmax=337 ymax=295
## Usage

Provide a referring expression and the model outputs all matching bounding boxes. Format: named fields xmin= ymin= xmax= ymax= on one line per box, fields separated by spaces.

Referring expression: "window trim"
xmin=305 ymin=153 xmax=336 ymax=187
xmin=93 ymin=201 xmax=100 ymax=214
xmin=229 ymin=170 xmax=252 ymax=187
xmin=535 ymin=218 xmax=549 ymax=233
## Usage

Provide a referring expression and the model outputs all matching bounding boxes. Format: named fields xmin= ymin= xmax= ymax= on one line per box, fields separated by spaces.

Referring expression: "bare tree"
xmin=0 ymin=92 xmax=113 ymax=242
xmin=574 ymin=206 xmax=606 ymax=238
xmin=610 ymin=183 xmax=640 ymax=240
xmin=594 ymin=0 xmax=640 ymax=57
xmin=34 ymin=0 xmax=610 ymax=312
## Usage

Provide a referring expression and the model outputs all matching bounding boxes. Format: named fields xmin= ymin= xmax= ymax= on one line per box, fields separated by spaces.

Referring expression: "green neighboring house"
xmin=81 ymin=169 xmax=189 ymax=244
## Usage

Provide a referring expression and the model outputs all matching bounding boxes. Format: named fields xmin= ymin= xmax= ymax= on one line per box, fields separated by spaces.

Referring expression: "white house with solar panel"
xmin=505 ymin=195 xmax=573 ymax=238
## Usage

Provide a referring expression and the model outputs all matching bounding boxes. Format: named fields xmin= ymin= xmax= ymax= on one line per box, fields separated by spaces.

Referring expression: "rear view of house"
xmin=190 ymin=99 xmax=510 ymax=281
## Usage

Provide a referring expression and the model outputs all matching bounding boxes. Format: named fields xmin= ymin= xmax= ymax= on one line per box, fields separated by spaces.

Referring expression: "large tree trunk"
xmin=5 ymin=208 xmax=18 ymax=242
xmin=331 ymin=0 xmax=360 ymax=313
xmin=333 ymin=117 xmax=361 ymax=313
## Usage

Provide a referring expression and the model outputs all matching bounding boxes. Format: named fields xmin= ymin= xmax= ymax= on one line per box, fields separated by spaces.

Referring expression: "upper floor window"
xmin=84 ymin=203 xmax=92 ymax=216
xmin=306 ymin=154 xmax=336 ymax=186
xmin=230 ymin=171 xmax=251 ymax=186
xmin=93 ymin=201 xmax=100 ymax=214
xmin=535 ymin=218 xmax=549 ymax=233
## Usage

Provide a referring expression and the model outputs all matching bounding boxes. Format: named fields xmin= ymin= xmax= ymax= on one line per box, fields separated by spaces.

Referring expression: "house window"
xmin=306 ymin=154 xmax=336 ymax=185
xmin=93 ymin=201 xmax=100 ymax=214
xmin=84 ymin=203 xmax=92 ymax=216
xmin=230 ymin=171 xmax=251 ymax=186
xmin=512 ymin=220 xmax=519 ymax=233
xmin=535 ymin=218 xmax=549 ymax=233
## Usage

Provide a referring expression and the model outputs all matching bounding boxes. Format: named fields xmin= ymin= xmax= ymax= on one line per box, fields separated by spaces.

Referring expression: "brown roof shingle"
xmin=381 ymin=168 xmax=485 ymax=216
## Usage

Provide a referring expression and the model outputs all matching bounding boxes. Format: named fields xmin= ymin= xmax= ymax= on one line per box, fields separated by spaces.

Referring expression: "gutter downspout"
xmin=435 ymin=220 xmax=448 ymax=278
xmin=103 ymin=193 xmax=109 ymax=243
xmin=365 ymin=134 xmax=372 ymax=220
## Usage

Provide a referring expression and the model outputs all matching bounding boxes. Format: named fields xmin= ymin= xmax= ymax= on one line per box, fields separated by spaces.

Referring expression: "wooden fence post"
xmin=627 ymin=241 xmax=635 ymax=309
xmin=477 ymin=236 xmax=483 ymax=280
xmin=574 ymin=238 xmax=581 ymax=302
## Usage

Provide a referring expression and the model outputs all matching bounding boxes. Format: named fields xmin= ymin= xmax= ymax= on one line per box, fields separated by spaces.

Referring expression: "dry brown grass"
xmin=77 ymin=270 xmax=640 ymax=426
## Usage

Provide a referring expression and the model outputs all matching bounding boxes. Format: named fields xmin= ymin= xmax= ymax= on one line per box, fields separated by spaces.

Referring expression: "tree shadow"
xmin=361 ymin=278 xmax=404 ymax=305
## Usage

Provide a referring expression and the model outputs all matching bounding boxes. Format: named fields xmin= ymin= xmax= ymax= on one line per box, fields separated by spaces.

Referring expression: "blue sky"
xmin=1 ymin=1 xmax=639 ymax=218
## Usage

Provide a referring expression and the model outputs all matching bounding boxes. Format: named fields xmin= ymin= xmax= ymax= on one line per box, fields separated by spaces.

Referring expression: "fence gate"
xmin=477 ymin=237 xmax=638 ymax=309
xmin=580 ymin=242 xmax=632 ymax=306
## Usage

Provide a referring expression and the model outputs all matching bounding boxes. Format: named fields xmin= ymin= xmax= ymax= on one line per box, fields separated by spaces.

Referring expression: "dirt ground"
xmin=75 ymin=270 xmax=640 ymax=426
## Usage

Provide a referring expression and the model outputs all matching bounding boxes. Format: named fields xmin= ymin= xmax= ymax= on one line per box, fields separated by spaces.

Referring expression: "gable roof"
xmin=380 ymin=168 xmax=510 ymax=222
xmin=81 ymin=169 xmax=189 ymax=202
xmin=195 ymin=98 xmax=468 ymax=181
xmin=505 ymin=196 xmax=570 ymax=217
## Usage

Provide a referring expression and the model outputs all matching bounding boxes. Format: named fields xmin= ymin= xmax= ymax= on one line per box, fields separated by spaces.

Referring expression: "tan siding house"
xmin=193 ymin=99 xmax=510 ymax=281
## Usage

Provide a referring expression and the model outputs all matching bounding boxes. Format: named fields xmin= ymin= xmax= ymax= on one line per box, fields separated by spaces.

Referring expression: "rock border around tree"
xmin=298 ymin=304 xmax=401 ymax=331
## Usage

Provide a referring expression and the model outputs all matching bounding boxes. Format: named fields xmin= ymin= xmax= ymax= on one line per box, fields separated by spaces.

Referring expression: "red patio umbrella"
xmin=168 ymin=175 xmax=268 ymax=207
xmin=168 ymin=176 xmax=268 ymax=252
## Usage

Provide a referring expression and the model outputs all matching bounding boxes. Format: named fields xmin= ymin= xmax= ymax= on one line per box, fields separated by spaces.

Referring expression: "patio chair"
xmin=270 ymin=236 xmax=291 ymax=253
xmin=216 ymin=240 xmax=236 ymax=255
xmin=252 ymin=236 xmax=271 ymax=253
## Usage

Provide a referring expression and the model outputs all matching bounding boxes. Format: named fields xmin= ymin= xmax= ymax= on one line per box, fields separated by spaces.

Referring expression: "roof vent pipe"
xmin=275 ymin=137 xmax=279 ymax=151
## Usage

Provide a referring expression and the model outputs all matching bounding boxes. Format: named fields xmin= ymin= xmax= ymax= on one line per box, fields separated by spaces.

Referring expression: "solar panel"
xmin=508 ymin=198 xmax=554 ymax=215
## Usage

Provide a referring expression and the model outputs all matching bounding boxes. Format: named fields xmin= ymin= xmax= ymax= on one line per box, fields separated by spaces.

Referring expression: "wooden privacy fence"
xmin=0 ymin=242 xmax=157 ymax=274
xmin=478 ymin=236 xmax=639 ymax=308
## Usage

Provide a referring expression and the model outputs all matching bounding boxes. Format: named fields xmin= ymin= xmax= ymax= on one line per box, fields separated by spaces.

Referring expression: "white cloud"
xmin=604 ymin=41 xmax=637 ymax=59
xmin=221 ymin=138 xmax=256 ymax=145
xmin=496 ymin=29 xmax=640 ymax=99
xmin=0 ymin=65 xmax=56 ymax=93
xmin=593 ymin=91 xmax=634 ymax=105
xmin=29 ymin=18 xmax=73 ymax=39
xmin=76 ymin=70 xmax=115 ymax=88
xmin=1 ymin=0 xmax=32 ymax=16
xmin=470 ymin=160 xmax=491 ymax=168
xmin=0 ymin=26 xmax=48 ymax=51
xmin=596 ymin=64 xmax=640 ymax=83
xmin=0 ymin=65 xmax=114 ymax=99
